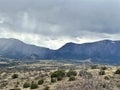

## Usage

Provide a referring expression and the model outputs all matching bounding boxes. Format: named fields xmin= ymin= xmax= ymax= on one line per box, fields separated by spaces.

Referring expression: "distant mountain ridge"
xmin=0 ymin=38 xmax=52 ymax=59
xmin=0 ymin=38 xmax=120 ymax=64
xmin=53 ymin=40 xmax=120 ymax=64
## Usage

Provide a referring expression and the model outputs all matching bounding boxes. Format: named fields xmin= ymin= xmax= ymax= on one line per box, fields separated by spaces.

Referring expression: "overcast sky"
xmin=0 ymin=0 xmax=120 ymax=49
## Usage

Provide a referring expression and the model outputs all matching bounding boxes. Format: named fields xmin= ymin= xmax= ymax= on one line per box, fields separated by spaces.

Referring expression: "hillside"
xmin=0 ymin=38 xmax=120 ymax=64
xmin=0 ymin=38 xmax=52 ymax=60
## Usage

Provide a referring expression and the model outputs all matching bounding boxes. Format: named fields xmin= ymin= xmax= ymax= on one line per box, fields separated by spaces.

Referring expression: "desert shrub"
xmin=43 ymin=86 xmax=50 ymax=90
xmin=23 ymin=82 xmax=30 ymax=88
xmin=15 ymin=88 xmax=21 ymax=90
xmin=69 ymin=76 xmax=76 ymax=81
xmin=38 ymin=79 xmax=44 ymax=85
xmin=79 ymin=70 xmax=93 ymax=79
xmin=10 ymin=88 xmax=21 ymax=90
xmin=51 ymin=78 xmax=56 ymax=83
xmin=51 ymin=70 xmax=65 ymax=78
xmin=114 ymin=68 xmax=120 ymax=74
xmin=91 ymin=65 xmax=98 ymax=69
xmin=16 ymin=82 xmax=20 ymax=85
xmin=30 ymin=83 xmax=38 ymax=89
xmin=117 ymin=84 xmax=120 ymax=88
xmin=57 ymin=76 xmax=63 ymax=81
xmin=101 ymin=66 xmax=107 ymax=70
xmin=101 ymin=83 xmax=107 ymax=88
xmin=66 ymin=70 xmax=77 ymax=77
xmin=104 ymin=76 xmax=110 ymax=80
xmin=99 ymin=83 xmax=109 ymax=89
xmin=12 ymin=74 xmax=18 ymax=79
xmin=11 ymin=88 xmax=21 ymax=90
xmin=99 ymin=70 xmax=105 ymax=75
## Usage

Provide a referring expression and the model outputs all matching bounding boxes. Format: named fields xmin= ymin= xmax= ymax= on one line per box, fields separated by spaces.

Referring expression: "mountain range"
xmin=0 ymin=38 xmax=120 ymax=64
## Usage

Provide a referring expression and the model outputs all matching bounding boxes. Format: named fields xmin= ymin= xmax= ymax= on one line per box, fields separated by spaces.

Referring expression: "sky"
xmin=0 ymin=0 xmax=120 ymax=49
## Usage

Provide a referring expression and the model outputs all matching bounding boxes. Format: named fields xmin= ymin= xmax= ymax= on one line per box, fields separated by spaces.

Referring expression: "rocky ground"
xmin=0 ymin=60 xmax=120 ymax=90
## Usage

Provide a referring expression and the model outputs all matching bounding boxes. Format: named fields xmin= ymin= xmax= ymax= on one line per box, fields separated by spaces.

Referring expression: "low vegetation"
xmin=0 ymin=60 xmax=120 ymax=90
xmin=104 ymin=76 xmax=110 ymax=80
xmin=69 ymin=76 xmax=76 ymax=81
xmin=66 ymin=70 xmax=77 ymax=77
xmin=30 ymin=82 xmax=38 ymax=89
xmin=43 ymin=86 xmax=50 ymax=90
xmin=79 ymin=70 xmax=93 ymax=79
xmin=38 ymin=79 xmax=44 ymax=85
xmin=99 ymin=70 xmax=105 ymax=75
xmin=12 ymin=74 xmax=18 ymax=79
xmin=51 ymin=70 xmax=65 ymax=78
xmin=114 ymin=68 xmax=120 ymax=74
xmin=23 ymin=82 xmax=31 ymax=88
xmin=51 ymin=78 xmax=56 ymax=83
xmin=101 ymin=66 xmax=107 ymax=70
xmin=91 ymin=65 xmax=98 ymax=69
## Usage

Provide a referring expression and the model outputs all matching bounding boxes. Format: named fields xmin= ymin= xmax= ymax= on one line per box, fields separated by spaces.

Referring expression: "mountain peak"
xmin=0 ymin=38 xmax=24 ymax=44
xmin=65 ymin=42 xmax=76 ymax=45
xmin=0 ymin=38 xmax=120 ymax=64
xmin=95 ymin=39 xmax=118 ymax=45
xmin=99 ymin=39 xmax=113 ymax=42
xmin=0 ymin=38 xmax=51 ymax=59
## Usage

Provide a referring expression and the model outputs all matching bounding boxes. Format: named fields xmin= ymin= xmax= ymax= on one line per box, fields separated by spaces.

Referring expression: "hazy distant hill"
xmin=54 ymin=40 xmax=120 ymax=64
xmin=0 ymin=38 xmax=120 ymax=64
xmin=0 ymin=38 xmax=52 ymax=59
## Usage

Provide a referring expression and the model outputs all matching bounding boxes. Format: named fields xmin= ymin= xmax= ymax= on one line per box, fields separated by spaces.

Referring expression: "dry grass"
xmin=0 ymin=61 xmax=120 ymax=90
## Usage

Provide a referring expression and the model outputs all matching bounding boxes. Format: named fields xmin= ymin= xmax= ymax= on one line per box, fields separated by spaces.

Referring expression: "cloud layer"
xmin=0 ymin=0 xmax=120 ymax=49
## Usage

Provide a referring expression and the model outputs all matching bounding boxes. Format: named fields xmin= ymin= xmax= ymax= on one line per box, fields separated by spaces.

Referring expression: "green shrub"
xmin=51 ymin=78 xmax=56 ymax=83
xmin=114 ymin=68 xmax=120 ymax=74
xmin=30 ymin=83 xmax=38 ymax=89
xmin=91 ymin=65 xmax=98 ymax=69
xmin=66 ymin=70 xmax=77 ymax=77
xmin=16 ymin=88 xmax=21 ymax=90
xmin=79 ymin=70 xmax=93 ymax=79
xmin=10 ymin=88 xmax=21 ymax=90
xmin=57 ymin=76 xmax=63 ymax=81
xmin=16 ymin=82 xmax=20 ymax=85
xmin=69 ymin=76 xmax=76 ymax=81
xmin=104 ymin=76 xmax=110 ymax=80
xmin=38 ymin=79 xmax=44 ymax=85
xmin=12 ymin=74 xmax=18 ymax=79
xmin=23 ymin=82 xmax=30 ymax=88
xmin=99 ymin=70 xmax=105 ymax=75
xmin=51 ymin=70 xmax=65 ymax=78
xmin=43 ymin=86 xmax=49 ymax=90
xmin=101 ymin=66 xmax=107 ymax=70
xmin=99 ymin=83 xmax=108 ymax=89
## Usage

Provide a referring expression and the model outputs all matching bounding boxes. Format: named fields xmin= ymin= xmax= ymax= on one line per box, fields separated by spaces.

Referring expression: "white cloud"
xmin=1 ymin=27 xmax=120 ymax=49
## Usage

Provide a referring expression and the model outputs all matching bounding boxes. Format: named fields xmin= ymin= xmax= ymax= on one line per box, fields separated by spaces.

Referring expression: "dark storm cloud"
xmin=0 ymin=0 xmax=120 ymax=35
xmin=0 ymin=0 xmax=120 ymax=49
